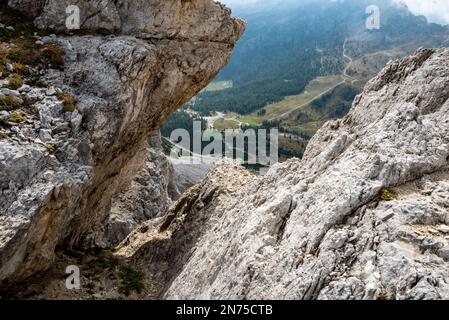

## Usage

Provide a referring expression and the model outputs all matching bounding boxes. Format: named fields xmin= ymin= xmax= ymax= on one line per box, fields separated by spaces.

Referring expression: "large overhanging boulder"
xmin=0 ymin=0 xmax=244 ymax=288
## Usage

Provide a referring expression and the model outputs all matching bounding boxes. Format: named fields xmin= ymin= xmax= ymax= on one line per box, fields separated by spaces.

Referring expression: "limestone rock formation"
xmin=106 ymin=131 xmax=181 ymax=245
xmin=0 ymin=0 xmax=244 ymax=288
xmin=118 ymin=48 xmax=449 ymax=300
xmin=9 ymin=0 xmax=244 ymax=45
xmin=117 ymin=161 xmax=255 ymax=298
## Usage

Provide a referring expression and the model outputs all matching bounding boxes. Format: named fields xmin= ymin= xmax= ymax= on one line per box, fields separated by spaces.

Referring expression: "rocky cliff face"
xmin=106 ymin=131 xmax=181 ymax=245
xmin=0 ymin=0 xmax=244 ymax=288
xmin=118 ymin=48 xmax=449 ymax=300
xmin=2 ymin=1 xmax=449 ymax=301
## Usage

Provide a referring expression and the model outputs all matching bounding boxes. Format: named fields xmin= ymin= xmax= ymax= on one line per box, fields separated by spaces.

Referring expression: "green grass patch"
xmin=8 ymin=111 xmax=26 ymax=123
xmin=202 ymin=80 xmax=233 ymax=92
xmin=86 ymin=248 xmax=145 ymax=296
xmin=261 ymin=75 xmax=344 ymax=120
xmin=0 ymin=43 xmax=8 ymax=65
xmin=7 ymin=41 xmax=65 ymax=70
xmin=379 ymin=187 xmax=398 ymax=201
xmin=213 ymin=118 xmax=240 ymax=130
xmin=57 ymin=91 xmax=77 ymax=112
xmin=0 ymin=95 xmax=22 ymax=111
xmin=237 ymin=75 xmax=344 ymax=127
xmin=3 ymin=73 xmax=23 ymax=90
xmin=240 ymin=116 xmax=260 ymax=127
xmin=118 ymin=265 xmax=145 ymax=296
xmin=12 ymin=62 xmax=28 ymax=75
xmin=26 ymin=78 xmax=48 ymax=88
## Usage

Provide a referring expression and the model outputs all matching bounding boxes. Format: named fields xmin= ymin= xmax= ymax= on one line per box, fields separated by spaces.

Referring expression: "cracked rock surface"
xmin=0 ymin=0 xmax=244 ymax=288
xmin=118 ymin=48 xmax=449 ymax=300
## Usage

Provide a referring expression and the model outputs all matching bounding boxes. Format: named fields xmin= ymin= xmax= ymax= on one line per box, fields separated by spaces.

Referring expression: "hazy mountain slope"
xmin=161 ymin=0 xmax=448 ymax=163
xmin=192 ymin=0 xmax=448 ymax=116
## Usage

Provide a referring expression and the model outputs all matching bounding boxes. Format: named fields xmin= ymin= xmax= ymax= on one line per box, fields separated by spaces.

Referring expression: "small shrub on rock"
xmin=12 ymin=62 xmax=27 ymax=75
xmin=0 ymin=43 xmax=8 ymax=65
xmin=118 ymin=264 xmax=145 ymax=296
xmin=35 ymin=79 xmax=48 ymax=88
xmin=9 ymin=111 xmax=26 ymax=123
xmin=58 ymin=91 xmax=77 ymax=112
xmin=4 ymin=73 xmax=23 ymax=89
xmin=7 ymin=40 xmax=64 ymax=70
xmin=379 ymin=187 xmax=397 ymax=201
xmin=41 ymin=44 xmax=64 ymax=69
xmin=0 ymin=95 xmax=23 ymax=111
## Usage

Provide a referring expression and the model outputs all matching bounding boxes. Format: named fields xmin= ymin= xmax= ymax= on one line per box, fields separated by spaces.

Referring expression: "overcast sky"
xmin=397 ymin=0 xmax=449 ymax=25
xmin=220 ymin=0 xmax=449 ymax=25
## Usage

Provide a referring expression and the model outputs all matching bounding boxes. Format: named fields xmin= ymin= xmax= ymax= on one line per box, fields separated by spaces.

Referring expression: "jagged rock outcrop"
xmin=9 ymin=0 xmax=244 ymax=45
xmin=117 ymin=162 xmax=255 ymax=298
xmin=118 ymin=48 xmax=449 ymax=300
xmin=0 ymin=0 xmax=244 ymax=288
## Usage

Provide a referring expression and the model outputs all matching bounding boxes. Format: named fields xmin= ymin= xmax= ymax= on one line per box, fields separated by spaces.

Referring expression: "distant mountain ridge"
xmin=193 ymin=0 xmax=448 ymax=116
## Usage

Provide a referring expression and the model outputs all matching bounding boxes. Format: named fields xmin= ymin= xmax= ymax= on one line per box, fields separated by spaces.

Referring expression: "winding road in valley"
xmin=268 ymin=38 xmax=358 ymax=121
xmin=343 ymin=38 xmax=358 ymax=83
xmin=268 ymin=79 xmax=346 ymax=121
xmin=203 ymin=38 xmax=359 ymax=126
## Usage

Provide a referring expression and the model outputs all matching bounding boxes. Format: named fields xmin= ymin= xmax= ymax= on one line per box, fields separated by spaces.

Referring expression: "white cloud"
xmin=221 ymin=0 xmax=449 ymax=25
xmin=393 ymin=0 xmax=449 ymax=24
